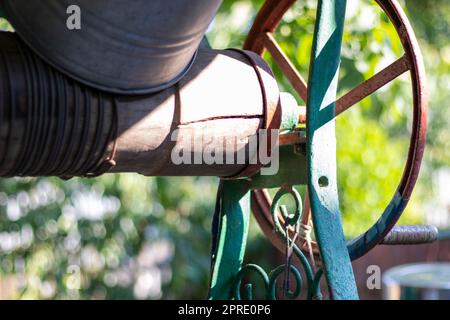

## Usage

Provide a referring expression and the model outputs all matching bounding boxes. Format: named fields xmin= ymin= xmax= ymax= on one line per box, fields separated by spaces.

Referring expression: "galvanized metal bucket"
xmin=2 ymin=0 xmax=222 ymax=94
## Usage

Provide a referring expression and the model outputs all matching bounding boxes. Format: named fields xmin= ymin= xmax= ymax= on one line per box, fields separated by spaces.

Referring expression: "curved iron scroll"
xmin=208 ymin=182 xmax=323 ymax=300
xmin=232 ymin=187 xmax=322 ymax=300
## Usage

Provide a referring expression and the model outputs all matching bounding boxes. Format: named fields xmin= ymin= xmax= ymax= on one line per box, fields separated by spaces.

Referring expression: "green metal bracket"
xmin=307 ymin=0 xmax=358 ymax=299
xmin=208 ymin=180 xmax=251 ymax=300
xmin=208 ymin=0 xmax=360 ymax=300
xmin=246 ymin=145 xmax=307 ymax=190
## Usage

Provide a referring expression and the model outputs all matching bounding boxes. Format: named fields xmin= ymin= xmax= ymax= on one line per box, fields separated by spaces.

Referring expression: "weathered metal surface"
xmin=306 ymin=0 xmax=358 ymax=299
xmin=280 ymin=93 xmax=303 ymax=130
xmin=335 ymin=55 xmax=410 ymax=115
xmin=245 ymin=146 xmax=307 ymax=190
xmin=261 ymin=32 xmax=308 ymax=103
xmin=208 ymin=181 xmax=251 ymax=300
xmin=251 ymin=189 xmax=320 ymax=259
xmin=2 ymin=0 xmax=222 ymax=94
xmin=244 ymin=0 xmax=316 ymax=259
xmin=223 ymin=49 xmax=282 ymax=180
xmin=268 ymin=186 xmax=315 ymax=299
xmin=232 ymin=264 xmax=270 ymax=300
xmin=311 ymin=268 xmax=324 ymax=300
xmin=381 ymin=225 xmax=439 ymax=245
xmin=231 ymin=186 xmax=316 ymax=300
xmin=347 ymin=0 xmax=428 ymax=260
xmin=244 ymin=0 xmax=296 ymax=55
xmin=0 ymin=34 xmax=287 ymax=178
xmin=0 ymin=0 xmax=429 ymax=301
xmin=278 ymin=131 xmax=306 ymax=145
xmin=244 ymin=0 xmax=428 ymax=265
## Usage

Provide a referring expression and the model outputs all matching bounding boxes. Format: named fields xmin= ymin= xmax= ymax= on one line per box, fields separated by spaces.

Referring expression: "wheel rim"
xmin=246 ymin=0 xmax=427 ymax=260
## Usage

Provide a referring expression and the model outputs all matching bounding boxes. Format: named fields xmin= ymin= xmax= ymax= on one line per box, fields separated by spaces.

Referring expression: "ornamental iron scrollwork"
xmin=233 ymin=186 xmax=323 ymax=300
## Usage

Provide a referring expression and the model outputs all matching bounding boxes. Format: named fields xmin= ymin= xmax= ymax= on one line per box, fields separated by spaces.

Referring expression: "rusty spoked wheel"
xmin=246 ymin=0 xmax=427 ymax=260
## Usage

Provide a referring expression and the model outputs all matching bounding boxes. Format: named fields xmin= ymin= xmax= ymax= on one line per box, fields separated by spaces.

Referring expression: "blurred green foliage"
xmin=0 ymin=0 xmax=448 ymax=299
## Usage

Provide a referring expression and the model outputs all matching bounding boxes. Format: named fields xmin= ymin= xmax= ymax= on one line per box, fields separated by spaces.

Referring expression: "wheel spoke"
xmin=335 ymin=55 xmax=410 ymax=116
xmin=262 ymin=32 xmax=308 ymax=102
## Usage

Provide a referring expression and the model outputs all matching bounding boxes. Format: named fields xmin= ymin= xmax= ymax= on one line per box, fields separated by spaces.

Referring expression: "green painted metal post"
xmin=208 ymin=180 xmax=251 ymax=300
xmin=307 ymin=0 xmax=359 ymax=299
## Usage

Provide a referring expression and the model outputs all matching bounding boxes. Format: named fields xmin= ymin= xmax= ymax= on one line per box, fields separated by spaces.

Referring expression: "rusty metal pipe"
xmin=0 ymin=32 xmax=282 ymax=178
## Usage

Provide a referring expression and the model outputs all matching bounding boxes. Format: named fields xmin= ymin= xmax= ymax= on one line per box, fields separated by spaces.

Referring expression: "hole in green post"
xmin=318 ymin=176 xmax=329 ymax=187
